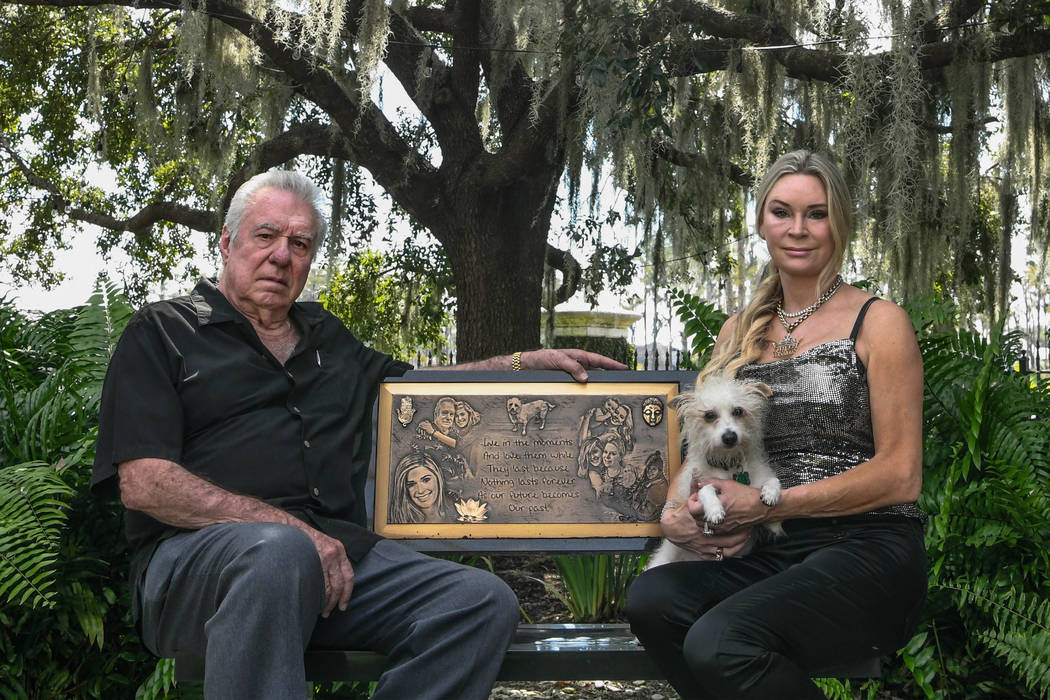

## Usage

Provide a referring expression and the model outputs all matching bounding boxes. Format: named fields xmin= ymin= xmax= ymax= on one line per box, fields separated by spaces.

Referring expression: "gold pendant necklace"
xmin=772 ymin=332 xmax=800 ymax=358
xmin=772 ymin=275 xmax=843 ymax=358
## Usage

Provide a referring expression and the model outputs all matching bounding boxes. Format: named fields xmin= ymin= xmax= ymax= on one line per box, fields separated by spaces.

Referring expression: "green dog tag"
xmin=734 ymin=472 xmax=750 ymax=485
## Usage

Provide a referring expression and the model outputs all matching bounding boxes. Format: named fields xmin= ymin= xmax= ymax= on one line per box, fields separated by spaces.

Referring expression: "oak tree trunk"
xmin=433 ymin=161 xmax=562 ymax=362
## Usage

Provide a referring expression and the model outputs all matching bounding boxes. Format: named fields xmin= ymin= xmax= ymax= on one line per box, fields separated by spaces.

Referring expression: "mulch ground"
xmin=486 ymin=555 xmax=677 ymax=700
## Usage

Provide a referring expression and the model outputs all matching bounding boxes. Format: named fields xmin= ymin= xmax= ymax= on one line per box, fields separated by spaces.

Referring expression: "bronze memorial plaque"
xmin=374 ymin=380 xmax=682 ymax=538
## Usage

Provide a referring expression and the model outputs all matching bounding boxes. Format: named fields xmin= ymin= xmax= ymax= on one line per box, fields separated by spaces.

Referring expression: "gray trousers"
xmin=139 ymin=523 xmax=519 ymax=699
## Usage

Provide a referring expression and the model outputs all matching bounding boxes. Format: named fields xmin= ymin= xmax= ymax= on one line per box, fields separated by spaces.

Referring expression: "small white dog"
xmin=647 ymin=374 xmax=783 ymax=568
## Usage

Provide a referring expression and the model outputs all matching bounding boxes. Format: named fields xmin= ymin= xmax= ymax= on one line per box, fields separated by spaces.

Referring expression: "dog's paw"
xmin=698 ymin=485 xmax=725 ymax=524
xmin=759 ymin=478 xmax=782 ymax=507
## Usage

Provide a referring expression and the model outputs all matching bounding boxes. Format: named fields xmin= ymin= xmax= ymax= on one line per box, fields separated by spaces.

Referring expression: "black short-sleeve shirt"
xmin=91 ymin=278 xmax=411 ymax=586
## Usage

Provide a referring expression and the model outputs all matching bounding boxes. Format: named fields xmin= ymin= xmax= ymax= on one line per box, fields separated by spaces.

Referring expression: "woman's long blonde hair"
xmin=699 ymin=150 xmax=853 ymax=381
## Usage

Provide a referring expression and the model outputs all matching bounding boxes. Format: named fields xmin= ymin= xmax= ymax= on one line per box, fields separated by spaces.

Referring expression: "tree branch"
xmin=219 ymin=121 xmax=352 ymax=219
xmin=403 ymin=4 xmax=452 ymax=33
xmin=650 ymin=139 xmax=754 ymax=188
xmin=1 ymin=137 xmax=215 ymax=235
xmin=545 ymin=243 xmax=582 ymax=305
xmin=476 ymin=4 xmax=540 ymax=137
xmin=652 ymin=0 xmax=1050 ymax=85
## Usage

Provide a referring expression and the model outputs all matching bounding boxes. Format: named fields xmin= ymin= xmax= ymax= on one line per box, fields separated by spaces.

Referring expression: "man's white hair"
xmin=223 ymin=170 xmax=329 ymax=259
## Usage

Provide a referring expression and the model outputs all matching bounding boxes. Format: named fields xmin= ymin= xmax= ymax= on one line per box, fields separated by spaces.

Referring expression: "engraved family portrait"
xmin=376 ymin=383 xmax=679 ymax=531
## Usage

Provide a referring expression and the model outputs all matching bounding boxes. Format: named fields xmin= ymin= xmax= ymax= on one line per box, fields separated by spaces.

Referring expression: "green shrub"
xmin=0 ymin=284 xmax=163 ymax=698
xmin=542 ymin=553 xmax=646 ymax=622
xmin=909 ymin=315 xmax=1050 ymax=699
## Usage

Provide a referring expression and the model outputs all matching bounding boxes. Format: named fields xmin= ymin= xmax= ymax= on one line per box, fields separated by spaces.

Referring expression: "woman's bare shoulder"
xmin=719 ymin=312 xmax=741 ymax=339
xmin=858 ymin=295 xmax=912 ymax=331
xmin=853 ymin=295 xmax=920 ymax=365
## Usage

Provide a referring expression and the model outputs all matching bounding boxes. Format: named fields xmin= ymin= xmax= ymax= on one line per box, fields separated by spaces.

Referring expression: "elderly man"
xmin=91 ymin=170 xmax=624 ymax=699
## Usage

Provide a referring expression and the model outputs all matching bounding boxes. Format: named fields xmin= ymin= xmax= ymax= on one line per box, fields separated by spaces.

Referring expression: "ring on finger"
xmin=714 ymin=547 xmax=724 ymax=562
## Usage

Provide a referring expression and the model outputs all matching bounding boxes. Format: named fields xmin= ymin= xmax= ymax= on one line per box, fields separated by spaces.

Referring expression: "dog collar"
xmin=710 ymin=457 xmax=749 ymax=485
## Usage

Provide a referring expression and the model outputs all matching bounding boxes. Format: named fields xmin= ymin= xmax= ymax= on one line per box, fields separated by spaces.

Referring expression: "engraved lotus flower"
xmin=455 ymin=498 xmax=489 ymax=522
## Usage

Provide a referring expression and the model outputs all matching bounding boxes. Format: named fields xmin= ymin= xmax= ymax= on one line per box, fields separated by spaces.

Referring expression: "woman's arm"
xmin=779 ymin=300 xmax=923 ymax=513
xmin=713 ymin=301 xmax=924 ymax=530
xmin=417 ymin=420 xmax=458 ymax=448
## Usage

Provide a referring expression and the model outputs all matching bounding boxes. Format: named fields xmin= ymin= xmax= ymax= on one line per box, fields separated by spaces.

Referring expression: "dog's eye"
xmin=731 ymin=407 xmax=744 ymax=417
xmin=703 ymin=411 xmax=718 ymax=422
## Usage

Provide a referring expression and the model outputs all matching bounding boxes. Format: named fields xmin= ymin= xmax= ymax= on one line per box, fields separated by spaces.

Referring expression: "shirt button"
xmin=304 ymin=440 xmax=311 ymax=448
xmin=313 ymin=487 xmax=320 ymax=496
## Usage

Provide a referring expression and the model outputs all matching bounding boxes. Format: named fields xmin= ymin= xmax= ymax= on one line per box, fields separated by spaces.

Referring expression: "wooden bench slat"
xmin=400 ymin=538 xmax=660 ymax=554
xmin=173 ymin=623 xmax=879 ymax=683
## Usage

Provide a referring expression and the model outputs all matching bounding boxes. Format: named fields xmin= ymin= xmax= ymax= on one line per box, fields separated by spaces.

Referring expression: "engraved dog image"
xmin=506 ymin=397 xmax=556 ymax=436
xmin=647 ymin=375 xmax=783 ymax=568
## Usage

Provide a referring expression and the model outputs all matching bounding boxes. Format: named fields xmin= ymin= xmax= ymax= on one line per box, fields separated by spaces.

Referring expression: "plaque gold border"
xmin=375 ymin=381 xmax=682 ymax=538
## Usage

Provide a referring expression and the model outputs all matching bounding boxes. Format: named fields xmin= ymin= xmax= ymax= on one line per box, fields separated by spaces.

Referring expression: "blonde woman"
xmin=627 ymin=150 xmax=927 ymax=699
xmin=389 ymin=452 xmax=448 ymax=523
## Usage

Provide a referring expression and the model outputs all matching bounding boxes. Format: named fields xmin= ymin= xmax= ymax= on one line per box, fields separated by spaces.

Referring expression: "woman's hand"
xmin=661 ymin=498 xmax=754 ymax=561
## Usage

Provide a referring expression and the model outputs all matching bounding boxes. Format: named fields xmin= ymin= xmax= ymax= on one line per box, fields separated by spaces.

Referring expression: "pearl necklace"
xmin=772 ymin=275 xmax=844 ymax=358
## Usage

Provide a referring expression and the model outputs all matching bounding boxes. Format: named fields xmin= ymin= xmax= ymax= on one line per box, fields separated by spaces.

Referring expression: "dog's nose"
xmin=721 ymin=431 xmax=738 ymax=447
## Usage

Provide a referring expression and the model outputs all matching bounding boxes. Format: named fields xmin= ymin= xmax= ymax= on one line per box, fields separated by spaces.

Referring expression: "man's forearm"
xmin=117 ymin=458 xmax=302 ymax=531
xmin=439 ymin=349 xmax=627 ymax=382
xmin=118 ymin=457 xmax=356 ymax=615
xmin=449 ymin=353 xmax=517 ymax=372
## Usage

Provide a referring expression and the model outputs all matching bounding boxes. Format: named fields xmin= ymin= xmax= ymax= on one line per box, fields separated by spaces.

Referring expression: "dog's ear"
xmin=668 ymin=392 xmax=693 ymax=413
xmin=747 ymin=381 xmax=773 ymax=399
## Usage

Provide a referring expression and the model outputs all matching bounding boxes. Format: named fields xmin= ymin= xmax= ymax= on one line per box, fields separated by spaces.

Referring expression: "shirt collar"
xmin=190 ymin=277 xmax=326 ymax=331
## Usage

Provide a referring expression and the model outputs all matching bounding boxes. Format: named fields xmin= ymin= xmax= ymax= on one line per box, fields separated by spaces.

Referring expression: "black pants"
xmin=626 ymin=516 xmax=927 ymax=700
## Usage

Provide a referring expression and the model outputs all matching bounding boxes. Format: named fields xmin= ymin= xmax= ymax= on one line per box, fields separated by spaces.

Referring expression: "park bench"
xmin=173 ymin=370 xmax=880 ymax=685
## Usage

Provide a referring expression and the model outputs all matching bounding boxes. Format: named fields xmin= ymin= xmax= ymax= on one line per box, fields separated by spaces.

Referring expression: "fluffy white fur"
xmin=647 ymin=375 xmax=783 ymax=568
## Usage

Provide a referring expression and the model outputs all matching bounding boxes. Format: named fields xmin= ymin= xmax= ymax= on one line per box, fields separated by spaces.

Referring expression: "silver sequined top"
xmin=736 ymin=337 xmax=925 ymax=521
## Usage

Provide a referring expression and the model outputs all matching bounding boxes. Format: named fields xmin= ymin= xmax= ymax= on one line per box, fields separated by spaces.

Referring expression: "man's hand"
xmin=118 ymin=458 xmax=357 ymax=615
xmin=300 ymin=525 xmax=355 ymax=617
xmin=516 ymin=349 xmax=627 ymax=382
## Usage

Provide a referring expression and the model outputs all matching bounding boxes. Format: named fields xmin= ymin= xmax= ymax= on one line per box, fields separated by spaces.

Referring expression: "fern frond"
xmin=3 ymin=365 xmax=89 ymax=464
xmin=0 ymin=288 xmax=129 ymax=466
xmin=940 ymin=580 xmax=1050 ymax=698
xmin=0 ymin=462 xmax=73 ymax=608
xmin=136 ymin=658 xmax=177 ymax=700
xmin=670 ymin=288 xmax=727 ymax=367
xmin=70 ymin=280 xmax=135 ymax=390
xmin=68 ymin=581 xmax=107 ymax=648
xmin=980 ymin=375 xmax=1050 ymax=481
